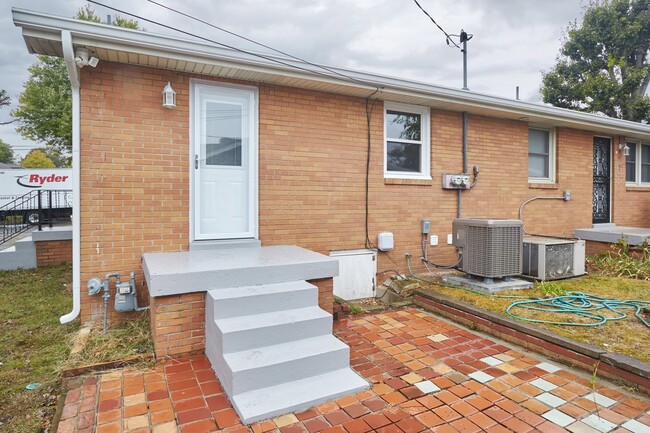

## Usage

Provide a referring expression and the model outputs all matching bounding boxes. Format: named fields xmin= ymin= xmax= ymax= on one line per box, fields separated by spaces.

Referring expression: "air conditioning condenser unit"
xmin=522 ymin=236 xmax=585 ymax=280
xmin=452 ymin=218 xmax=523 ymax=279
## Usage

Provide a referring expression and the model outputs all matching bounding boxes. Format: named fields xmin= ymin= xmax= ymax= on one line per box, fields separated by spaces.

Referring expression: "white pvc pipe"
xmin=60 ymin=30 xmax=81 ymax=324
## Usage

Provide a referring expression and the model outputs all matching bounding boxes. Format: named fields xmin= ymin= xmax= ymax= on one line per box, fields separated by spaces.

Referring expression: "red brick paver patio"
xmin=58 ymin=308 xmax=650 ymax=433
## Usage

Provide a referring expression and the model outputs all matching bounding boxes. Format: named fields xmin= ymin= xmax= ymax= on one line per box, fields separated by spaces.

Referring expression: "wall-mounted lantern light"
xmin=162 ymin=82 xmax=176 ymax=109
xmin=619 ymin=142 xmax=630 ymax=157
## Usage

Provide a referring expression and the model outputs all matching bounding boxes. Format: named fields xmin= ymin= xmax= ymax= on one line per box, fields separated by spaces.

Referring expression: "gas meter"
xmin=114 ymin=278 xmax=138 ymax=313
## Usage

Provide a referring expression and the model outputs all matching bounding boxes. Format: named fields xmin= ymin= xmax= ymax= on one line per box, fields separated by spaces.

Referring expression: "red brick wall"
xmin=78 ymin=61 xmax=648 ymax=325
xmin=35 ymin=239 xmax=72 ymax=267
xmin=79 ymin=64 xmax=190 ymax=324
xmin=149 ymin=292 xmax=205 ymax=358
xmin=611 ymin=136 xmax=650 ymax=227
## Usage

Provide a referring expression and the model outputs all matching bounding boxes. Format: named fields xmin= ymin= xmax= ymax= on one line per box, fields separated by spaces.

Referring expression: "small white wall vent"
xmin=377 ymin=232 xmax=394 ymax=251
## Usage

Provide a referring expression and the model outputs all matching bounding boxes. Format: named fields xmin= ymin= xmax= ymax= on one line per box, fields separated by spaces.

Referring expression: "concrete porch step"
xmin=0 ymin=236 xmax=36 ymax=270
xmin=232 ymin=368 xmax=368 ymax=424
xmin=223 ymin=335 xmax=351 ymax=395
xmin=209 ymin=280 xmax=317 ymax=319
xmin=144 ymin=245 xmax=338 ymax=297
xmin=214 ymin=306 xmax=332 ymax=353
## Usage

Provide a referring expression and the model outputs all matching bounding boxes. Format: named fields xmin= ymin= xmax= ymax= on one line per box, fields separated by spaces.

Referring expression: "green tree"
xmin=0 ymin=139 xmax=14 ymax=164
xmin=22 ymin=149 xmax=56 ymax=168
xmin=12 ymin=57 xmax=72 ymax=152
xmin=12 ymin=7 xmax=142 ymax=154
xmin=0 ymin=90 xmax=8 ymax=107
xmin=24 ymin=147 xmax=69 ymax=167
xmin=541 ymin=0 xmax=650 ymax=122
xmin=75 ymin=4 xmax=141 ymax=29
xmin=0 ymin=89 xmax=17 ymax=126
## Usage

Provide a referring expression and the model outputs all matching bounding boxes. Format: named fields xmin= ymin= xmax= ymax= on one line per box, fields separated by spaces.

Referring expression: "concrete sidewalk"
xmin=57 ymin=308 xmax=650 ymax=433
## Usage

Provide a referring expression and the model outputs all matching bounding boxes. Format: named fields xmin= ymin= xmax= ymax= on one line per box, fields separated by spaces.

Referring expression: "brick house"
xmin=13 ymin=9 xmax=650 ymax=422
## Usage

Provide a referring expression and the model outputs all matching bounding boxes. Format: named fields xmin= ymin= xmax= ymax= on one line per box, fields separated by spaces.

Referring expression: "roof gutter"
xmin=12 ymin=8 xmax=650 ymax=139
xmin=59 ymin=30 xmax=81 ymax=324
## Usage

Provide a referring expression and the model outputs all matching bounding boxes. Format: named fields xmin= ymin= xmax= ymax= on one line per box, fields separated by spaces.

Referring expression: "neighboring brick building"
xmin=14 ymin=11 xmax=650 ymax=329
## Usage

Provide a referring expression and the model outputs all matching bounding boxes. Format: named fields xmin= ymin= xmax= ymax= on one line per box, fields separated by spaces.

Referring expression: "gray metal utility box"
xmin=452 ymin=218 xmax=523 ymax=278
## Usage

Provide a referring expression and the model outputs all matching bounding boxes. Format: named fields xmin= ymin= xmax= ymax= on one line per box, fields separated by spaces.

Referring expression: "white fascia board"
xmin=12 ymin=8 xmax=378 ymax=92
xmin=13 ymin=8 xmax=650 ymax=140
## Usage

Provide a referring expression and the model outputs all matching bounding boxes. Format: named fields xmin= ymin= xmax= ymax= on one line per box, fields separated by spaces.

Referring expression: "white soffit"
xmin=13 ymin=8 xmax=650 ymax=141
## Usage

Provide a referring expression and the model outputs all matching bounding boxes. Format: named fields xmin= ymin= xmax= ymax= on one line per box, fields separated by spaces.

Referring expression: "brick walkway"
xmin=57 ymin=308 xmax=650 ymax=433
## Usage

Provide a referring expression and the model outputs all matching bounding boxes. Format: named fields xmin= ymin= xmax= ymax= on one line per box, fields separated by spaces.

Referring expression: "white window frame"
xmin=625 ymin=140 xmax=650 ymax=187
xmin=527 ymin=126 xmax=556 ymax=184
xmin=384 ymin=102 xmax=431 ymax=180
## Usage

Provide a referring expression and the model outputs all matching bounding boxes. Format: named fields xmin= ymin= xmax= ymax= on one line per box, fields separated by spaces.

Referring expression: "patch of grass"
xmin=0 ymin=264 xmax=78 ymax=433
xmin=66 ymin=313 xmax=153 ymax=368
xmin=418 ymin=274 xmax=650 ymax=363
xmin=538 ymin=281 xmax=567 ymax=297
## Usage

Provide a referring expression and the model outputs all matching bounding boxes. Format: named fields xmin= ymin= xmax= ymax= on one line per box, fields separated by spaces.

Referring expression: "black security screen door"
xmin=592 ymin=137 xmax=611 ymax=224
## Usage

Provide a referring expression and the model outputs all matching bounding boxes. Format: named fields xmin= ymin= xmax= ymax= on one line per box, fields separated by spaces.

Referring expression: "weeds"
xmin=590 ymin=361 xmax=601 ymax=418
xmin=537 ymin=281 xmax=567 ymax=298
xmin=587 ymin=238 xmax=650 ymax=280
xmin=65 ymin=313 xmax=153 ymax=368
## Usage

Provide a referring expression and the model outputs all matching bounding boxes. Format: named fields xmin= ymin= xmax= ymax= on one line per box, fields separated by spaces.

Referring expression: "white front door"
xmin=192 ymin=83 xmax=257 ymax=240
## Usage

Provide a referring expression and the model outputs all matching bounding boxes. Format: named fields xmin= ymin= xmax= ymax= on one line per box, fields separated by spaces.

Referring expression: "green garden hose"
xmin=506 ymin=293 xmax=650 ymax=329
xmin=405 ymin=256 xmax=650 ymax=330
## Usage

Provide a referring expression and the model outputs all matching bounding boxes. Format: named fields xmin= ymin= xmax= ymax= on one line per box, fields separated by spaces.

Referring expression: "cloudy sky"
xmin=1 ymin=0 xmax=587 ymax=158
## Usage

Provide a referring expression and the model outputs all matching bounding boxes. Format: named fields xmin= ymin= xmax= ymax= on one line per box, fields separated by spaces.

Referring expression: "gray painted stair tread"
xmin=224 ymin=335 xmax=347 ymax=372
xmin=208 ymin=280 xmax=315 ymax=299
xmin=232 ymin=368 xmax=369 ymax=424
xmin=215 ymin=306 xmax=331 ymax=333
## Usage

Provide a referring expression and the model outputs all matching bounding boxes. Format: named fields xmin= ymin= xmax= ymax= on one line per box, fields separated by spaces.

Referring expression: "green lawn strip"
xmin=0 ymin=264 xmax=78 ymax=433
xmin=417 ymin=274 xmax=650 ymax=363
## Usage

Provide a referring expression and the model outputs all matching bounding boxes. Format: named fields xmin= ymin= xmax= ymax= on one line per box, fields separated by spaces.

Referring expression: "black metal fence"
xmin=0 ymin=189 xmax=72 ymax=245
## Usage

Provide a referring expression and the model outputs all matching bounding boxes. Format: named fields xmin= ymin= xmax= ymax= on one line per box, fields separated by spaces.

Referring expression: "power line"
xmin=412 ymin=0 xmax=460 ymax=49
xmin=146 ymin=0 xmax=371 ymax=87
xmin=86 ymin=0 xmax=381 ymax=91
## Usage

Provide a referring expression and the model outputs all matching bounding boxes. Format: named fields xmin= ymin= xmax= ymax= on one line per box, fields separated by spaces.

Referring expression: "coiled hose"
xmin=406 ymin=255 xmax=650 ymax=330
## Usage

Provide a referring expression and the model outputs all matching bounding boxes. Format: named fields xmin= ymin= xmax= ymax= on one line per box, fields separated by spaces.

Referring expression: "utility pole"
xmin=460 ymin=29 xmax=472 ymax=91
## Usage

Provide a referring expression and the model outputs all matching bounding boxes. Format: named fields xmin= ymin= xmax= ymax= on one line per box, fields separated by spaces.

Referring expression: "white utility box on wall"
xmin=329 ymin=249 xmax=377 ymax=300
xmin=377 ymin=232 xmax=394 ymax=251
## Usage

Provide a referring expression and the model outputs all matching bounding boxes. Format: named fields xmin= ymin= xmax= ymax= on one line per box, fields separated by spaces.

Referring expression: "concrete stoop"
xmin=205 ymin=280 xmax=368 ymax=424
xmin=0 ymin=236 xmax=36 ymax=270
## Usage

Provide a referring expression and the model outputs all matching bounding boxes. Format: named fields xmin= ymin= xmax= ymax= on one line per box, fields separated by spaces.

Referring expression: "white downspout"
xmin=60 ymin=30 xmax=81 ymax=324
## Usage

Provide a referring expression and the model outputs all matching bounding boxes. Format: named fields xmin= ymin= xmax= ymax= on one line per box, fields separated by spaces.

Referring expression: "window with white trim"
xmin=384 ymin=102 xmax=430 ymax=179
xmin=625 ymin=141 xmax=650 ymax=185
xmin=528 ymin=127 xmax=556 ymax=183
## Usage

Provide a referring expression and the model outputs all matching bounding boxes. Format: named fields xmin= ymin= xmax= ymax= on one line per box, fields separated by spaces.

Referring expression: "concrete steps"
xmin=215 ymin=306 xmax=332 ymax=353
xmin=210 ymin=280 xmax=317 ymax=319
xmin=232 ymin=368 xmax=369 ymax=423
xmin=206 ymin=280 xmax=367 ymax=424
xmin=0 ymin=236 xmax=36 ymax=270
